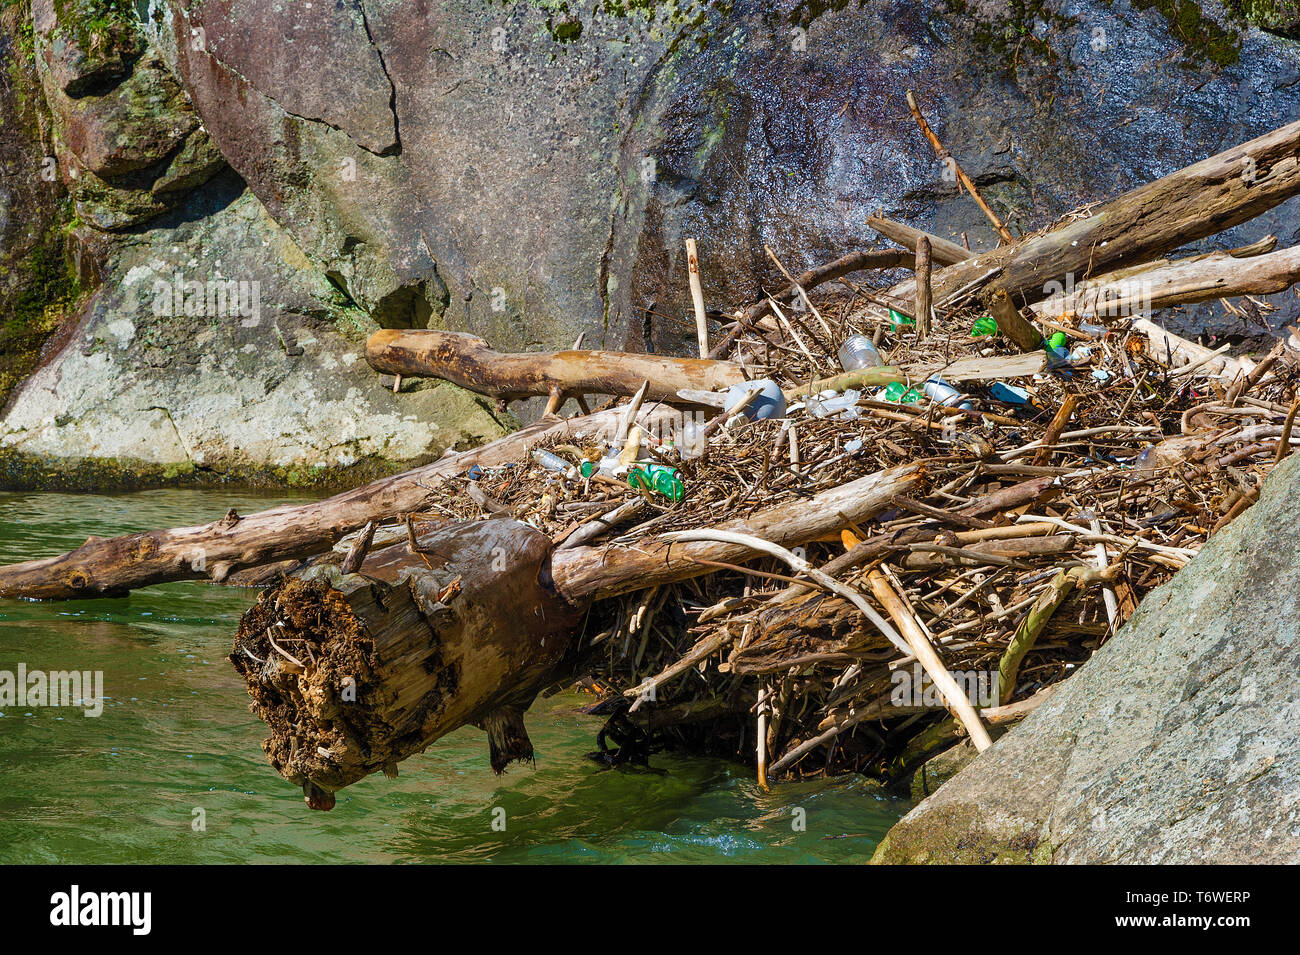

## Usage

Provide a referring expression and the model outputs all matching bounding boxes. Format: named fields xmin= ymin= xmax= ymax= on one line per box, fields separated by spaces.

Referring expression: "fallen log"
xmin=550 ymin=461 xmax=926 ymax=602
xmin=232 ymin=460 xmax=924 ymax=806
xmin=367 ymin=328 xmax=745 ymax=404
xmin=882 ymin=119 xmax=1300 ymax=310
xmin=232 ymin=519 xmax=585 ymax=809
xmin=1032 ymin=241 xmax=1300 ymax=321
xmin=0 ymin=403 xmax=685 ymax=600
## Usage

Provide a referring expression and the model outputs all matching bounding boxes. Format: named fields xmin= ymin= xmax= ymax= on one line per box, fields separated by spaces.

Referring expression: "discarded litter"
xmin=837 ymin=334 xmax=884 ymax=370
xmin=725 ymin=378 xmax=786 ymax=420
xmin=989 ymin=381 xmax=1031 ymax=404
xmin=807 ymin=389 xmax=863 ymax=419
xmin=532 ymin=448 xmax=577 ymax=478
xmin=879 ymin=381 xmax=923 ymax=404
xmin=921 ymin=376 xmax=973 ymax=410
xmin=627 ymin=463 xmax=685 ymax=501
xmin=888 ymin=308 xmax=915 ymax=329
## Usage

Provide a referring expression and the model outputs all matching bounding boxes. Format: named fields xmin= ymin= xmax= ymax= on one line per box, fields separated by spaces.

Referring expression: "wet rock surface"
xmin=0 ymin=3 xmax=74 ymax=408
xmin=872 ymin=452 xmax=1300 ymax=864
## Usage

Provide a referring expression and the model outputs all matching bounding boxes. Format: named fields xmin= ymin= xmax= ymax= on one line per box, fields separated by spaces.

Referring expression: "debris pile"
xmin=5 ymin=116 xmax=1300 ymax=807
xmin=377 ymin=274 xmax=1298 ymax=784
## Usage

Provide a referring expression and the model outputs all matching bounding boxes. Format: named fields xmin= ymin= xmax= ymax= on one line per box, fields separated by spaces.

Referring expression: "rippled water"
xmin=0 ymin=490 xmax=903 ymax=863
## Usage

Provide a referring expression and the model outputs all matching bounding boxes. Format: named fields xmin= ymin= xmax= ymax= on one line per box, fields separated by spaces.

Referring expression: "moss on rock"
xmin=870 ymin=803 xmax=1054 ymax=864
xmin=0 ymin=223 xmax=81 ymax=410
xmin=1130 ymin=0 xmax=1242 ymax=66
xmin=1229 ymin=0 xmax=1300 ymax=35
xmin=0 ymin=446 xmax=444 ymax=492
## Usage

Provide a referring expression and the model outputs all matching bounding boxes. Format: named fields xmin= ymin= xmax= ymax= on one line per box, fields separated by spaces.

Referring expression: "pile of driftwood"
xmin=3 ymin=116 xmax=1300 ymax=811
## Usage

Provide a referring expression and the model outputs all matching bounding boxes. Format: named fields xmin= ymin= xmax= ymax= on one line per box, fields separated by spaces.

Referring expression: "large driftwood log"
xmin=550 ymin=461 xmax=926 ymax=602
xmin=1032 ymin=242 xmax=1300 ymax=321
xmin=232 ymin=519 xmax=585 ymax=809
xmin=0 ymin=403 xmax=685 ymax=600
xmin=884 ymin=120 xmax=1300 ymax=309
xmin=368 ymin=329 xmax=746 ymax=404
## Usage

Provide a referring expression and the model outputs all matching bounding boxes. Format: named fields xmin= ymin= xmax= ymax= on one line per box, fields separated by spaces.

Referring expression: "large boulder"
xmin=0 ymin=170 xmax=513 ymax=489
xmin=871 ymin=452 xmax=1300 ymax=864
xmin=7 ymin=0 xmax=1300 ymax=480
xmin=162 ymin=0 xmax=1300 ymax=354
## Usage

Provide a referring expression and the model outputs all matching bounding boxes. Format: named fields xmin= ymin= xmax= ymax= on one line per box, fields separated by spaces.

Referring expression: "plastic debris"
xmin=837 ymin=334 xmax=884 ymax=370
xmin=724 ymin=378 xmax=787 ymax=420
xmin=627 ymin=463 xmax=685 ymax=501
xmin=990 ymin=381 xmax=1032 ymax=404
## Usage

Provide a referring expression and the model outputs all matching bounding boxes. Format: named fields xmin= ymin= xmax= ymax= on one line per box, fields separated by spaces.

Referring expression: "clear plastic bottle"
xmin=922 ymin=376 xmax=973 ymax=410
xmin=837 ymin=335 xmax=883 ymax=371
xmin=532 ymin=449 xmax=576 ymax=478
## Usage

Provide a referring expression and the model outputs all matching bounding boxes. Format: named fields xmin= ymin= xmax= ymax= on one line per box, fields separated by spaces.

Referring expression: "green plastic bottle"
xmin=971 ymin=315 xmax=998 ymax=337
xmin=1047 ymin=331 xmax=1068 ymax=351
xmin=882 ymin=382 xmax=923 ymax=404
xmin=888 ymin=308 xmax=915 ymax=329
xmin=628 ymin=464 xmax=685 ymax=501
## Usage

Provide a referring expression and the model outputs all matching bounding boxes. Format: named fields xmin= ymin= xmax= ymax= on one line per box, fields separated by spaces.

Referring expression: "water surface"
xmin=0 ymin=489 xmax=903 ymax=863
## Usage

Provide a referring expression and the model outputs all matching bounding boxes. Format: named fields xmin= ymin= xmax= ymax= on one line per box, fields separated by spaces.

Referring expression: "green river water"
xmin=0 ymin=489 xmax=904 ymax=863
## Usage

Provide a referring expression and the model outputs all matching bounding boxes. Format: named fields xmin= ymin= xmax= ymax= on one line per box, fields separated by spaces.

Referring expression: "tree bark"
xmin=1032 ymin=242 xmax=1300 ymax=321
xmin=915 ymin=237 xmax=933 ymax=338
xmin=987 ymin=288 xmax=1045 ymax=352
xmin=367 ymin=329 xmax=744 ymax=404
xmin=549 ymin=461 xmax=926 ymax=603
xmin=867 ymin=215 xmax=974 ymax=266
xmin=233 ymin=460 xmax=924 ymax=806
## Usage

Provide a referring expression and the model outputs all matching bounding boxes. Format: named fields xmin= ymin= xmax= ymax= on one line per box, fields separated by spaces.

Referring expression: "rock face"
xmin=0 ymin=3 xmax=74 ymax=408
xmin=4 ymin=0 xmax=1300 ymax=480
xmin=164 ymin=0 xmax=1300 ymax=355
xmin=0 ymin=170 xmax=511 ymax=488
xmin=33 ymin=0 xmax=225 ymax=230
xmin=0 ymin=1 xmax=508 ymax=485
xmin=872 ymin=453 xmax=1300 ymax=864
